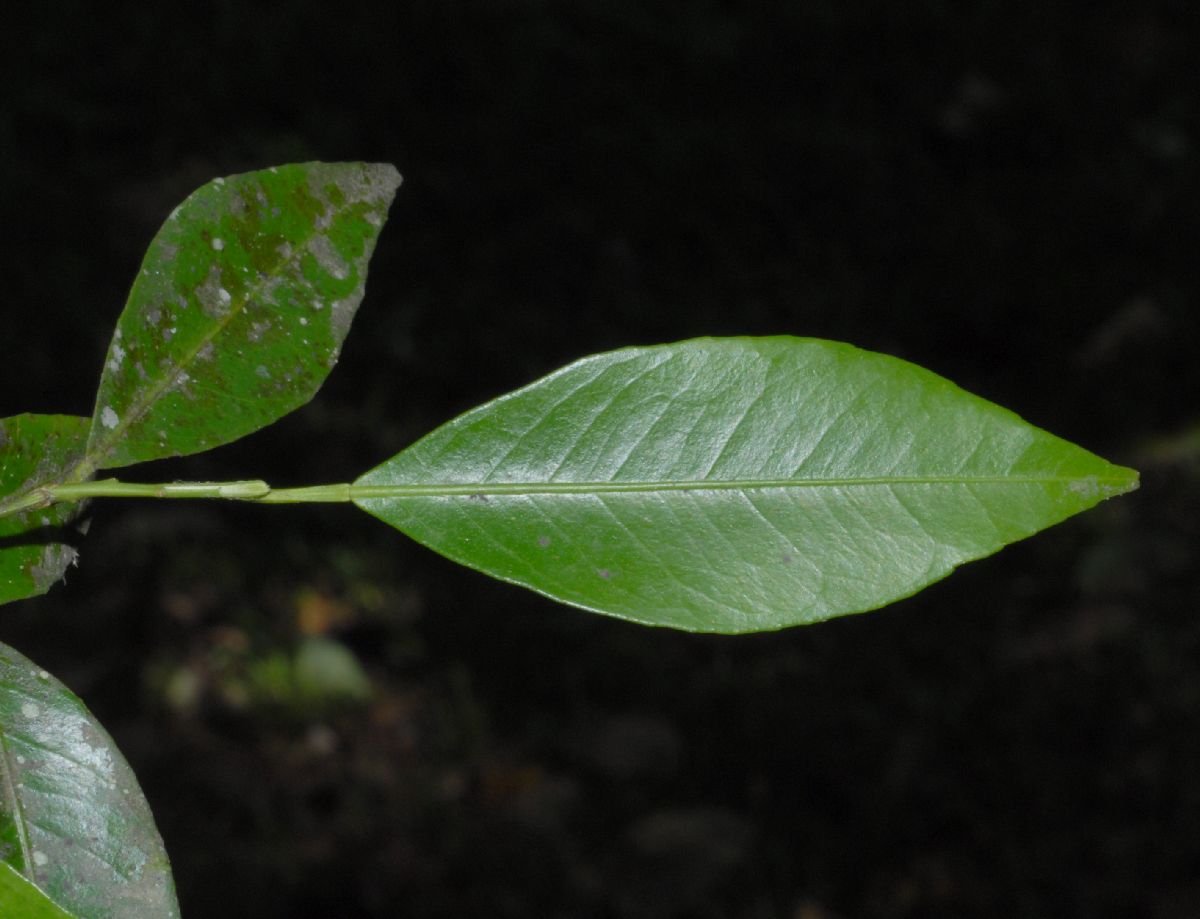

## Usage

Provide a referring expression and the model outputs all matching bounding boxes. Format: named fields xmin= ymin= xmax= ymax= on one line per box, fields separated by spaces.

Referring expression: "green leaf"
xmin=86 ymin=161 xmax=401 ymax=471
xmin=0 ymin=863 xmax=78 ymax=919
xmin=355 ymin=337 xmax=1138 ymax=632
xmin=0 ymin=416 xmax=91 ymax=607
xmin=0 ymin=644 xmax=179 ymax=918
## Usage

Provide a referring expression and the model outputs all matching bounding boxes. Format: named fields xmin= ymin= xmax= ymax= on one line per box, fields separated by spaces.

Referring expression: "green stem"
xmin=47 ymin=479 xmax=273 ymax=501
xmin=0 ymin=479 xmax=283 ymax=518
xmin=42 ymin=478 xmax=356 ymax=505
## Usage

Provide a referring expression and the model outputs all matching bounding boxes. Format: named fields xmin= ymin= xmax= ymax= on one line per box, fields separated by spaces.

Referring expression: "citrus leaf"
xmin=86 ymin=161 xmax=401 ymax=471
xmin=0 ymin=416 xmax=91 ymax=607
xmin=0 ymin=644 xmax=179 ymax=918
xmin=354 ymin=337 xmax=1138 ymax=632
xmin=0 ymin=863 xmax=78 ymax=919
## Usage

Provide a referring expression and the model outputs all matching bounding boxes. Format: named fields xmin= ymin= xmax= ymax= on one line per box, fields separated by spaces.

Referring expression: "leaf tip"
xmin=1111 ymin=464 xmax=1140 ymax=496
xmin=348 ymin=162 xmax=402 ymax=206
xmin=1070 ymin=464 xmax=1139 ymax=503
xmin=370 ymin=161 xmax=403 ymax=193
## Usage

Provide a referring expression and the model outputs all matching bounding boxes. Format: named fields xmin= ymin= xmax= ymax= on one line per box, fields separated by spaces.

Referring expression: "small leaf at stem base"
xmin=0 ymin=415 xmax=91 ymax=607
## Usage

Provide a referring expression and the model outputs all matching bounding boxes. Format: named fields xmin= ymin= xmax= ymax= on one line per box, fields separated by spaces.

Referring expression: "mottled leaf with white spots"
xmin=0 ymin=643 xmax=179 ymax=918
xmin=86 ymin=162 xmax=401 ymax=471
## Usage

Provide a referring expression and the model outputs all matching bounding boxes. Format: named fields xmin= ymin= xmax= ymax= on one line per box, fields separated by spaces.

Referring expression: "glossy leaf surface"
xmin=0 ymin=644 xmax=179 ymax=918
xmin=356 ymin=338 xmax=1138 ymax=632
xmin=0 ymin=416 xmax=90 ymax=607
xmin=87 ymin=161 xmax=401 ymax=471
xmin=0 ymin=863 xmax=77 ymax=919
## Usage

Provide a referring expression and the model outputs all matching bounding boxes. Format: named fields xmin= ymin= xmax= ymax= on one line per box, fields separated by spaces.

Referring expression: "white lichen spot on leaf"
xmin=307 ymin=234 xmax=350 ymax=281
xmin=105 ymin=343 xmax=127 ymax=373
xmin=330 ymin=298 xmax=359 ymax=341
xmin=173 ymin=370 xmax=192 ymax=396
xmin=28 ymin=543 xmax=79 ymax=591
xmin=195 ymin=264 xmax=233 ymax=319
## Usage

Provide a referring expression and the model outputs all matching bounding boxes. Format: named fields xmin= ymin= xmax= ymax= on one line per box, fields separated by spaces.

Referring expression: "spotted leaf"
xmin=86 ymin=162 xmax=401 ymax=471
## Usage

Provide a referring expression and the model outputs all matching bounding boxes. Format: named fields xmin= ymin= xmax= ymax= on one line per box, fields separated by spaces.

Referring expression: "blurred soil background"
xmin=2 ymin=3 xmax=1199 ymax=917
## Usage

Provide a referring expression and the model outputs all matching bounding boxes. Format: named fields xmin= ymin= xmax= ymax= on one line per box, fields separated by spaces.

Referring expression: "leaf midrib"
xmin=0 ymin=730 xmax=33 ymax=880
xmin=353 ymin=472 xmax=1134 ymax=498
xmin=84 ymin=183 xmax=329 ymax=470
xmin=86 ymin=256 xmax=298 ymax=469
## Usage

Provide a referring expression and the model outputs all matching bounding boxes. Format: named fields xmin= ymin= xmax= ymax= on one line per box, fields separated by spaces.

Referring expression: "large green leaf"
xmin=355 ymin=337 xmax=1138 ymax=632
xmin=0 ymin=644 xmax=179 ymax=918
xmin=0 ymin=863 xmax=77 ymax=919
xmin=0 ymin=416 xmax=90 ymax=607
xmin=86 ymin=161 xmax=401 ymax=471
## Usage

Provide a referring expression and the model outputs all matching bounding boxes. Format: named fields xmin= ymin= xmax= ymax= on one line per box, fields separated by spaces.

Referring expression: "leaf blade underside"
xmin=87 ymin=161 xmax=401 ymax=471
xmin=355 ymin=337 xmax=1137 ymax=632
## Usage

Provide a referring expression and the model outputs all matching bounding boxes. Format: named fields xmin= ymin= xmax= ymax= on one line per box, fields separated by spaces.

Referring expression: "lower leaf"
xmin=0 ymin=644 xmax=179 ymax=918
xmin=0 ymin=863 xmax=78 ymax=919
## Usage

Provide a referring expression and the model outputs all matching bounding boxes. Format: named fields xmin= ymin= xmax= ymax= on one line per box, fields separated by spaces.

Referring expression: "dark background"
xmin=2 ymin=3 xmax=1199 ymax=917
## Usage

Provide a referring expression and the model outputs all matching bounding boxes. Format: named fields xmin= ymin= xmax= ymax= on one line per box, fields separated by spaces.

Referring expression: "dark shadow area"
xmin=2 ymin=3 xmax=1198 ymax=917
